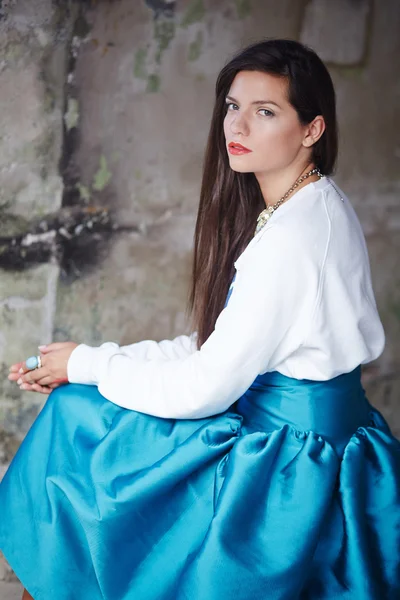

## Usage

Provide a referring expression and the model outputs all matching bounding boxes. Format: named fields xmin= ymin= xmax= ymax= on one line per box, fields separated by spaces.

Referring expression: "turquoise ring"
xmin=25 ymin=355 xmax=42 ymax=370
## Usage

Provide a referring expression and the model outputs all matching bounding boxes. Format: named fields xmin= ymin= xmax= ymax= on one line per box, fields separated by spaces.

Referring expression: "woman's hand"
xmin=8 ymin=342 xmax=78 ymax=395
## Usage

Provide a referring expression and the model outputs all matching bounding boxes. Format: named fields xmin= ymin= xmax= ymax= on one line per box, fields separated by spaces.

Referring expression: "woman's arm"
xmin=105 ymin=332 xmax=198 ymax=362
xmin=9 ymin=334 xmax=198 ymax=394
xmin=67 ymin=223 xmax=321 ymax=419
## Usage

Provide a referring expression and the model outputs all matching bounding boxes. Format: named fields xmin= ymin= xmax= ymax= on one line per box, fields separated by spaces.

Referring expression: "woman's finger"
xmin=17 ymin=361 xmax=36 ymax=375
xmin=8 ymin=371 xmax=21 ymax=382
xmin=19 ymin=383 xmax=37 ymax=392
xmin=20 ymin=382 xmax=51 ymax=394
xmin=18 ymin=366 xmax=48 ymax=385
xmin=38 ymin=343 xmax=69 ymax=353
xmin=9 ymin=362 xmax=24 ymax=373
xmin=35 ymin=376 xmax=54 ymax=387
xmin=31 ymin=383 xmax=53 ymax=394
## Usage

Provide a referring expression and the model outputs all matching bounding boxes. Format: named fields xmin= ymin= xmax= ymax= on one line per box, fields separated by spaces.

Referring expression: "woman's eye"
xmin=258 ymin=109 xmax=274 ymax=117
xmin=226 ymin=102 xmax=239 ymax=111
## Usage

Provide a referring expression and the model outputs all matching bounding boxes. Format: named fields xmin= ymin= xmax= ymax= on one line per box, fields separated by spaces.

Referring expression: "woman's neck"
xmin=256 ymin=162 xmax=320 ymax=208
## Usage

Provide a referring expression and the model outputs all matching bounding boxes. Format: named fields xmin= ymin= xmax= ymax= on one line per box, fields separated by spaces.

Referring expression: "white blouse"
xmin=67 ymin=177 xmax=385 ymax=419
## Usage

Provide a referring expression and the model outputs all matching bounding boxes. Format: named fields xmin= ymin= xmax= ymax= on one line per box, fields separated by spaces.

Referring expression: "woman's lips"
xmin=228 ymin=142 xmax=252 ymax=155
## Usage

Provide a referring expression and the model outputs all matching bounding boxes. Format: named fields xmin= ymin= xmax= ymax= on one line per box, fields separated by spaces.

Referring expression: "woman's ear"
xmin=303 ymin=115 xmax=326 ymax=148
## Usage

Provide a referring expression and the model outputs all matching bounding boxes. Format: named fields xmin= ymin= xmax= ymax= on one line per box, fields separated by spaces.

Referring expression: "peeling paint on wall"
xmin=64 ymin=98 xmax=79 ymax=131
xmin=0 ymin=206 xmax=114 ymax=272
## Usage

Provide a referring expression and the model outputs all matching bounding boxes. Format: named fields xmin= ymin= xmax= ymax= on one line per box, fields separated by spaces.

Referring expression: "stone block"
xmin=300 ymin=0 xmax=370 ymax=65
xmin=0 ymin=263 xmax=57 ymax=304
xmin=0 ymin=0 xmax=68 ymax=217
xmin=55 ymin=216 xmax=194 ymax=348
xmin=0 ymin=264 xmax=58 ymax=360
xmin=0 ymin=264 xmax=58 ymax=458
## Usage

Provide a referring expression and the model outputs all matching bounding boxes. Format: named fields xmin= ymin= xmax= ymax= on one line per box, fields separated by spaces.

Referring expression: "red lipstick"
xmin=228 ymin=142 xmax=252 ymax=155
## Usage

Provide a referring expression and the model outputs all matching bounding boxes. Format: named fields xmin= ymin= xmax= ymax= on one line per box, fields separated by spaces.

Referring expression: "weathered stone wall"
xmin=0 ymin=0 xmax=399 ymax=462
xmin=0 ymin=0 xmax=73 ymax=463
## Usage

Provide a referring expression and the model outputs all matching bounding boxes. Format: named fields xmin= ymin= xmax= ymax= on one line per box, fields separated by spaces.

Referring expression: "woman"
xmin=1 ymin=39 xmax=399 ymax=600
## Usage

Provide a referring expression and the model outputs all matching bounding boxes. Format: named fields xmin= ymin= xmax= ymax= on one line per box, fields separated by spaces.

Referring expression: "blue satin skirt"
xmin=0 ymin=365 xmax=399 ymax=599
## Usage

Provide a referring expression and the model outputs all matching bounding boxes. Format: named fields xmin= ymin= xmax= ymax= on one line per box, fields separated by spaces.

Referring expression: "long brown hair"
xmin=187 ymin=39 xmax=338 ymax=349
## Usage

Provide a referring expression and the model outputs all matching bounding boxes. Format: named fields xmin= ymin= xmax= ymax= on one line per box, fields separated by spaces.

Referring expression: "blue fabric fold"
xmin=0 ymin=368 xmax=399 ymax=599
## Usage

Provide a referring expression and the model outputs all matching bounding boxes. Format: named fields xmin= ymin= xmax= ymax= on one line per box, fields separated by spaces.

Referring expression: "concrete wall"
xmin=0 ymin=0 xmax=399 ymax=461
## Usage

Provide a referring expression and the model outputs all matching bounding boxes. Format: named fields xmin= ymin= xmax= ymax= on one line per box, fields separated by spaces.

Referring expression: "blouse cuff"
xmin=67 ymin=343 xmax=117 ymax=385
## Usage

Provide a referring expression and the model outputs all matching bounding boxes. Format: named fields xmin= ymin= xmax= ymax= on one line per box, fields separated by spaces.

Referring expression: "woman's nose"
xmin=230 ymin=113 xmax=249 ymax=136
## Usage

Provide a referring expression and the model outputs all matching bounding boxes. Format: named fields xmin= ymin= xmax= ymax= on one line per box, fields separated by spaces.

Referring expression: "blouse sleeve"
xmin=67 ymin=224 xmax=320 ymax=419
xmin=116 ymin=332 xmax=198 ymax=361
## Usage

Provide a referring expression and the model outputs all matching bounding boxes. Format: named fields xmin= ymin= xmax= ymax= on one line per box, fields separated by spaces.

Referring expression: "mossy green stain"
xmin=77 ymin=183 xmax=91 ymax=202
xmin=335 ymin=66 xmax=365 ymax=80
xmin=235 ymin=0 xmax=252 ymax=19
xmin=43 ymin=90 xmax=56 ymax=114
xmin=147 ymin=73 xmax=161 ymax=93
xmin=154 ymin=19 xmax=176 ymax=65
xmin=134 ymin=47 xmax=148 ymax=79
xmin=181 ymin=0 xmax=205 ymax=28
xmin=35 ymin=129 xmax=56 ymax=179
xmin=0 ymin=213 xmax=29 ymax=238
xmin=188 ymin=31 xmax=203 ymax=61
xmin=0 ymin=42 xmax=23 ymax=63
xmin=92 ymin=155 xmax=112 ymax=192
xmin=35 ymin=129 xmax=56 ymax=158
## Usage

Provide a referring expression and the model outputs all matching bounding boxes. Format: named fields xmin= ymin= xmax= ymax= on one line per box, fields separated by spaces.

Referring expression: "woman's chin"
xmin=228 ymin=159 xmax=253 ymax=173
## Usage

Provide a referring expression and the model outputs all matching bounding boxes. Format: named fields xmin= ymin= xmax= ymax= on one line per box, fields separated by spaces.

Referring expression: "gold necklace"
xmin=254 ymin=167 xmax=323 ymax=237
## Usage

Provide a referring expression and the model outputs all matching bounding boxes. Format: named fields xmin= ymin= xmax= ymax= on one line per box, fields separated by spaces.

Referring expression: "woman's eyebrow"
xmin=225 ymin=95 xmax=281 ymax=108
xmin=252 ymin=99 xmax=281 ymax=108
